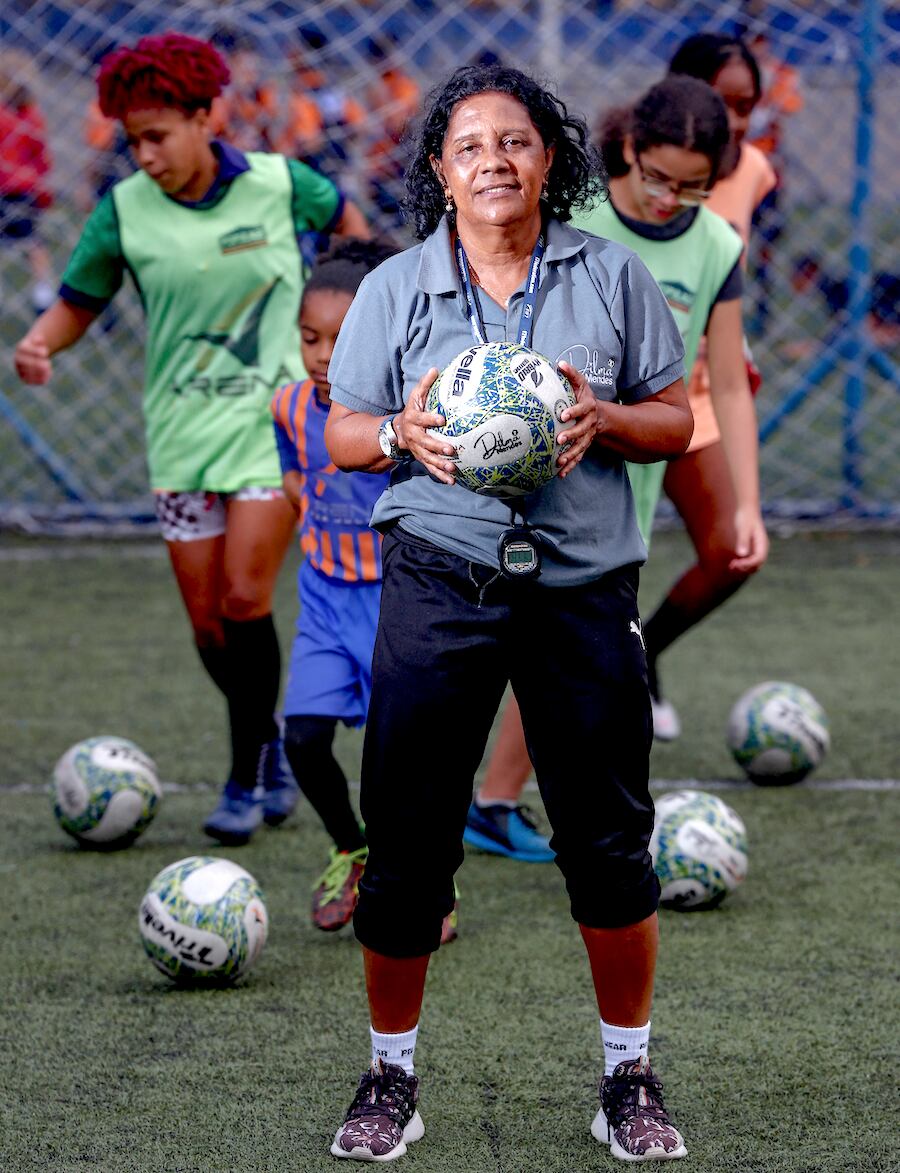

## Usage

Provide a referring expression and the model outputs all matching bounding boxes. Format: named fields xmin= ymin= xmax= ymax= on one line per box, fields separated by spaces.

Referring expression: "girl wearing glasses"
xmin=581 ymin=73 xmax=769 ymax=739
xmin=467 ymin=76 xmax=766 ymax=846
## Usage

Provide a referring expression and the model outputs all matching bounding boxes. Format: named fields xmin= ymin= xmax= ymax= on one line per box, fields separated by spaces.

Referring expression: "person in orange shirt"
xmin=0 ymin=50 xmax=55 ymax=313
xmin=363 ymin=37 xmax=420 ymax=224
xmin=217 ymin=42 xmax=278 ymax=152
xmin=276 ymin=38 xmax=366 ymax=175
xmin=744 ymin=30 xmax=803 ymax=334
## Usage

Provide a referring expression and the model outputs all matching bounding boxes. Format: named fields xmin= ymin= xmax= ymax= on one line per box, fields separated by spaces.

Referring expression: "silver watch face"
xmin=379 ymin=419 xmax=395 ymax=457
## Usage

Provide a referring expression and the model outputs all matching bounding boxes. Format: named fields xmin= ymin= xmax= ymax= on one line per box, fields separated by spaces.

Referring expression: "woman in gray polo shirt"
xmin=323 ymin=64 xmax=693 ymax=1165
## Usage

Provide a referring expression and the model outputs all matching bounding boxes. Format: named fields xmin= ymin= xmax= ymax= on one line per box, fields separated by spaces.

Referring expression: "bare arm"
xmin=325 ymin=367 xmax=460 ymax=484
xmin=282 ymin=470 xmax=305 ymax=517
xmin=556 ymin=362 xmax=693 ymax=476
xmin=332 ymin=198 xmax=371 ymax=240
xmin=14 ymin=299 xmax=100 ymax=385
xmin=705 ymin=297 xmax=768 ymax=572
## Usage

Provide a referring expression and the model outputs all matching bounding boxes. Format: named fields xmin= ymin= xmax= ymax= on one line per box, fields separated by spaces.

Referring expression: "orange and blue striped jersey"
xmin=271 ymin=379 xmax=388 ymax=583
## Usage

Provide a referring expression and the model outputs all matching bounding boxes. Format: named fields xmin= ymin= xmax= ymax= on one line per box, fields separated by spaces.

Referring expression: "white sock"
xmin=370 ymin=1025 xmax=418 ymax=1075
xmin=600 ymin=1019 xmax=650 ymax=1077
xmin=475 ymin=793 xmax=516 ymax=809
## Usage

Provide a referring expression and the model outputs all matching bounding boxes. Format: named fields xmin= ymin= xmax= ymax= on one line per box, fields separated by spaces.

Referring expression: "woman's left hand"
xmin=555 ymin=361 xmax=601 ymax=478
xmin=730 ymin=507 xmax=769 ymax=574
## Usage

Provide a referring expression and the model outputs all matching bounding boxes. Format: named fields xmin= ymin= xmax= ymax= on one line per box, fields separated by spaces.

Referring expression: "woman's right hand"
xmin=15 ymin=329 xmax=53 ymax=384
xmin=393 ymin=367 xmax=459 ymax=486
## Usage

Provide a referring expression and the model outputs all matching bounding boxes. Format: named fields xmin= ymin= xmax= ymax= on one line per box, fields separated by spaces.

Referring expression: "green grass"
xmin=1 ymin=530 xmax=899 ymax=1172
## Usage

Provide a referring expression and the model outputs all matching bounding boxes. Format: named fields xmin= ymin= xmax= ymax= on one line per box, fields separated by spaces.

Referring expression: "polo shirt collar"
xmin=213 ymin=139 xmax=251 ymax=181
xmin=416 ymin=215 xmax=587 ymax=295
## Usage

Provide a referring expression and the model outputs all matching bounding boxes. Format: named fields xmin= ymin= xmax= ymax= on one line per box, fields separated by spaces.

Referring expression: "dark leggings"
xmin=283 ymin=715 xmax=365 ymax=853
xmin=353 ymin=528 xmax=659 ymax=959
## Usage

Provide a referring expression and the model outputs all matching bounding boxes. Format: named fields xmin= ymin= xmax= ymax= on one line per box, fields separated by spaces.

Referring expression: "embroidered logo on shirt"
xmin=658 ymin=279 xmax=695 ymax=315
xmin=556 ymin=345 xmax=616 ymax=388
xmin=219 ymin=225 xmax=268 ymax=254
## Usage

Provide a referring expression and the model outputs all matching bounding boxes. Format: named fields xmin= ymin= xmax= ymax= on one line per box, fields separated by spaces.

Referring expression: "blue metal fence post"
xmin=842 ymin=0 xmax=880 ymax=509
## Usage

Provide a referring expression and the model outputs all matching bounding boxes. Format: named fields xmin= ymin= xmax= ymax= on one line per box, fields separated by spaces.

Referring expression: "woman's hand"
xmin=15 ymin=328 xmax=53 ymax=384
xmin=730 ymin=507 xmax=769 ymax=574
xmin=555 ymin=360 xmax=600 ymax=478
xmin=394 ymin=367 xmax=459 ymax=486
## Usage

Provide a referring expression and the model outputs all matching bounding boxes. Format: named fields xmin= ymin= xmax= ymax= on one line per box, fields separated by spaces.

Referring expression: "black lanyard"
xmin=454 ymin=233 xmax=544 ymax=348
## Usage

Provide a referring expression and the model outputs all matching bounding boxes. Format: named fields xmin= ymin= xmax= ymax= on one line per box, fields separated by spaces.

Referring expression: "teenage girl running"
xmin=470 ymin=74 xmax=767 ymax=832
xmin=13 ymin=33 xmax=369 ymax=845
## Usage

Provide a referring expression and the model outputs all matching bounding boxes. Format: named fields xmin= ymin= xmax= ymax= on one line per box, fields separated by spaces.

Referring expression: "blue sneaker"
xmin=463 ymin=801 xmax=554 ymax=863
xmin=203 ymin=777 xmax=264 ymax=846
xmin=261 ymin=739 xmax=300 ymax=826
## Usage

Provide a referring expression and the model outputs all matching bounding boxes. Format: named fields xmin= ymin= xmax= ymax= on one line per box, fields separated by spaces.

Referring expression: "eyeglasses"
xmin=636 ymin=158 xmax=711 ymax=207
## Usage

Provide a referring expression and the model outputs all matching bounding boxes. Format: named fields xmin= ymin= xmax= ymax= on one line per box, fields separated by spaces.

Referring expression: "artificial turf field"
xmin=1 ymin=528 xmax=898 ymax=1172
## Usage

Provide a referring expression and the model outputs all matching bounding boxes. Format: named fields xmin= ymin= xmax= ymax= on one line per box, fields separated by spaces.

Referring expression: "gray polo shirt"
xmin=328 ymin=216 xmax=684 ymax=586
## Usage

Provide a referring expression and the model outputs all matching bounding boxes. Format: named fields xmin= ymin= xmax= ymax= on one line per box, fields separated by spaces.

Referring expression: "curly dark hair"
xmin=302 ymin=236 xmax=400 ymax=306
xmin=98 ymin=32 xmax=230 ymax=120
xmin=403 ymin=64 xmax=606 ymax=240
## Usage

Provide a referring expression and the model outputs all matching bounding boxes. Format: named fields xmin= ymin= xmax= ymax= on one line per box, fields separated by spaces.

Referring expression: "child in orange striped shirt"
xmin=271 ymin=238 xmax=397 ymax=932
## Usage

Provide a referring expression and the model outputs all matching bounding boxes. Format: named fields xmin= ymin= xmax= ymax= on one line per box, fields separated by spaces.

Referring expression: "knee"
xmin=696 ymin=541 xmax=754 ymax=590
xmin=284 ymin=715 xmax=335 ymax=759
xmin=221 ymin=580 xmax=268 ymax=621
xmin=192 ymin=620 xmax=224 ymax=649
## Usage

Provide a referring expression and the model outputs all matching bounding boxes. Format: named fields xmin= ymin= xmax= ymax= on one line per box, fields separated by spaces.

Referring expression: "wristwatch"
xmin=377 ymin=415 xmax=408 ymax=462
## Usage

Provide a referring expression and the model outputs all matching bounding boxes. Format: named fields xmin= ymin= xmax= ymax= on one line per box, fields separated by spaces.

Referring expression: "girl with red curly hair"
xmin=14 ymin=33 xmax=369 ymax=846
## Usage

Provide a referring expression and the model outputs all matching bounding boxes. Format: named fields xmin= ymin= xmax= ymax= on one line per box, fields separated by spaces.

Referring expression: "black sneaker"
xmin=331 ymin=1060 xmax=424 ymax=1161
xmin=592 ymin=1055 xmax=686 ymax=1161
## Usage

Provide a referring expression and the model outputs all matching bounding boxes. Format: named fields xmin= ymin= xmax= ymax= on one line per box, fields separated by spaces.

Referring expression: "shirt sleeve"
xmin=714 ymin=256 xmax=743 ymax=304
xmin=287 ymin=158 xmax=343 ymax=234
xmin=270 ymin=386 xmax=304 ymax=474
xmin=59 ymin=192 xmax=125 ymax=311
xmin=272 ymin=417 xmax=301 ymax=475
xmin=327 ymin=273 xmax=405 ymax=416
xmin=615 ymin=254 xmax=686 ymax=402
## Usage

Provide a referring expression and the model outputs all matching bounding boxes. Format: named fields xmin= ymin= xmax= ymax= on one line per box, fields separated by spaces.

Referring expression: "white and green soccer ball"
xmin=727 ymin=681 xmax=830 ymax=785
xmin=52 ymin=735 xmax=161 ymax=848
xmin=650 ymin=790 xmax=748 ymax=910
xmin=426 ymin=342 xmax=576 ymax=497
xmin=139 ymin=856 xmax=268 ymax=984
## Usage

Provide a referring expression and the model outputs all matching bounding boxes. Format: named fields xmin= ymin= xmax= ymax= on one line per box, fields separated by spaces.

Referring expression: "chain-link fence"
xmin=1 ymin=0 xmax=897 ymax=532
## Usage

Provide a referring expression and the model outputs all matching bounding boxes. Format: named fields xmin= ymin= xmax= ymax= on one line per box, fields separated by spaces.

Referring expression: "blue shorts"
xmin=283 ymin=560 xmax=381 ymax=725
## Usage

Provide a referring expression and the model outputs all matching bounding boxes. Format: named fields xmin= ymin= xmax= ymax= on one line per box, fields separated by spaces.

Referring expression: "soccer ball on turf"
xmin=52 ymin=735 xmax=161 ymax=848
xmin=650 ymin=789 xmax=748 ymax=910
xmin=727 ymin=681 xmax=830 ymax=785
xmin=138 ymin=856 xmax=268 ymax=984
xmin=426 ymin=341 xmax=576 ymax=497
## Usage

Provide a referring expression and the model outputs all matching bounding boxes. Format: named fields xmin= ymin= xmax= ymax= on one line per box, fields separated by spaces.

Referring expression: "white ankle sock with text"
xmin=600 ymin=1019 xmax=650 ymax=1077
xmin=371 ymin=1025 xmax=418 ymax=1075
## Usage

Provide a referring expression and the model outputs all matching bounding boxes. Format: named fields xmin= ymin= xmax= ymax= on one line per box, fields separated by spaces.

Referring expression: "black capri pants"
xmin=353 ymin=527 xmax=660 ymax=958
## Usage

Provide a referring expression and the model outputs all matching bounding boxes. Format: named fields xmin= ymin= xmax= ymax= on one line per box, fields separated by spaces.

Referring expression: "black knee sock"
xmin=643 ymin=597 xmax=696 ymax=700
xmin=222 ymin=614 xmax=281 ymax=789
xmin=284 ymin=715 xmax=366 ymax=852
xmin=197 ymin=642 xmax=231 ymax=697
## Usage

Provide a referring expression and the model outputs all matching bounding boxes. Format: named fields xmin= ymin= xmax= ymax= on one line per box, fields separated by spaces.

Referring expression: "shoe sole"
xmin=330 ymin=1110 xmax=425 ymax=1161
xmin=202 ymin=826 xmax=254 ymax=847
xmin=262 ymin=809 xmax=292 ymax=827
xmin=463 ymin=827 xmax=554 ymax=863
xmin=591 ymin=1108 xmax=687 ymax=1161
